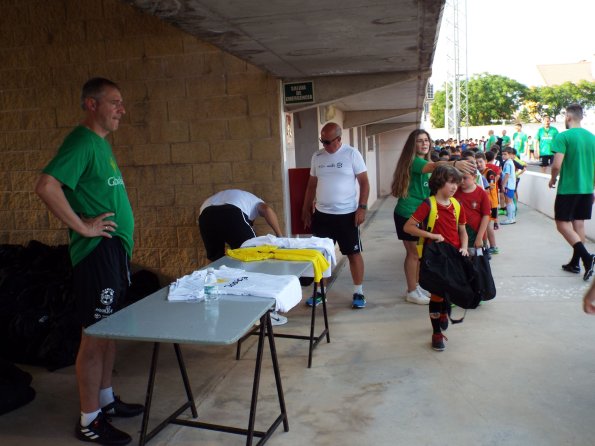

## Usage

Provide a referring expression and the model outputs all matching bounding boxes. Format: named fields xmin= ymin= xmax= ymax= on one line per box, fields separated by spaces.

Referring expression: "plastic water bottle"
xmin=204 ymin=267 xmax=218 ymax=301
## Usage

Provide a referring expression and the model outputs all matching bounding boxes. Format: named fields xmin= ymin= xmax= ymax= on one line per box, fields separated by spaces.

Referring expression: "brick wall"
xmin=0 ymin=0 xmax=284 ymax=280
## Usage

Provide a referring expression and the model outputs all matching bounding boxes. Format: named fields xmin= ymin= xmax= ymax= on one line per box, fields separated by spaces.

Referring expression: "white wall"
xmin=364 ymin=135 xmax=377 ymax=208
xmin=377 ymin=130 xmax=412 ymax=196
xmin=518 ymin=171 xmax=595 ymax=240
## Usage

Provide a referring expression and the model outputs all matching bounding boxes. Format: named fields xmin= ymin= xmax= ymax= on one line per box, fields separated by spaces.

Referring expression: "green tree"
xmin=429 ymin=89 xmax=446 ymax=128
xmin=528 ymin=81 xmax=595 ymax=120
xmin=430 ymin=75 xmax=595 ymax=128
xmin=467 ymin=73 xmax=527 ymax=125
xmin=430 ymin=73 xmax=527 ymax=127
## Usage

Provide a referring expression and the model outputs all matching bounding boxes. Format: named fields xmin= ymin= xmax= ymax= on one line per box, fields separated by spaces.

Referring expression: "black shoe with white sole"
xmin=75 ymin=412 xmax=132 ymax=445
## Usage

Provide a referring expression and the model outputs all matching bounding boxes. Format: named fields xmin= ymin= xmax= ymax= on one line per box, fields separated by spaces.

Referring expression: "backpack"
xmin=416 ymin=196 xmax=461 ymax=258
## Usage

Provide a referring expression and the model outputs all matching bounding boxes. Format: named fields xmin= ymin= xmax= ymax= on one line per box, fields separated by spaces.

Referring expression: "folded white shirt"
xmin=167 ymin=266 xmax=301 ymax=313
xmin=167 ymin=270 xmax=206 ymax=302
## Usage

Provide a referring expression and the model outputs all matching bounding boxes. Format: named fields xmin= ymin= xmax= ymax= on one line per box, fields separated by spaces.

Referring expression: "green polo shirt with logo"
xmin=43 ymin=126 xmax=134 ymax=266
xmin=536 ymin=126 xmax=559 ymax=156
xmin=395 ymin=156 xmax=430 ymax=218
xmin=553 ymin=127 xmax=595 ymax=194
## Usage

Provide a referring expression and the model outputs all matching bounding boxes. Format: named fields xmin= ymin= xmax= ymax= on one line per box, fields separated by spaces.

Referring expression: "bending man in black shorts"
xmin=198 ymin=189 xmax=283 ymax=261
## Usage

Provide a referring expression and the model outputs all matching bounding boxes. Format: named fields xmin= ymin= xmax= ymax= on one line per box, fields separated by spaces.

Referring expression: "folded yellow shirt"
xmin=226 ymin=245 xmax=330 ymax=282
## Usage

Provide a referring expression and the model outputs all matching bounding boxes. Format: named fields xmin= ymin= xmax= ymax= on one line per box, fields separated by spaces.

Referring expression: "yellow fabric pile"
xmin=226 ymin=245 xmax=330 ymax=283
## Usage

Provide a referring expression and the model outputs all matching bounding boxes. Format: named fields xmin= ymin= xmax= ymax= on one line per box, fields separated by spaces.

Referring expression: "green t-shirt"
xmin=536 ymin=126 xmax=559 ymax=156
xmin=394 ymin=156 xmax=430 ymax=217
xmin=513 ymin=132 xmax=528 ymax=153
xmin=501 ymin=135 xmax=511 ymax=147
xmin=43 ymin=126 xmax=134 ymax=266
xmin=553 ymin=127 xmax=595 ymax=194
xmin=486 ymin=135 xmax=498 ymax=151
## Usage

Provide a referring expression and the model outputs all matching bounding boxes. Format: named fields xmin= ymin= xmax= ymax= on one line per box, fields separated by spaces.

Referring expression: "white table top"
xmin=85 ymin=288 xmax=275 ymax=345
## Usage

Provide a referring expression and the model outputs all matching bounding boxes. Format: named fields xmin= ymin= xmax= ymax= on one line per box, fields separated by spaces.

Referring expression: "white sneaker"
xmin=406 ymin=289 xmax=430 ymax=305
xmin=416 ymin=285 xmax=430 ymax=298
xmin=270 ymin=311 xmax=288 ymax=326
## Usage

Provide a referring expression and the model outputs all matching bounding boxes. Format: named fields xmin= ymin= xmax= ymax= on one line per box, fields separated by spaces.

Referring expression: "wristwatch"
xmin=358 ymin=204 xmax=367 ymax=210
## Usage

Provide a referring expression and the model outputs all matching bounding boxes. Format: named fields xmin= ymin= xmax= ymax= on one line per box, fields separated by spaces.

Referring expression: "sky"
xmin=430 ymin=0 xmax=595 ymax=88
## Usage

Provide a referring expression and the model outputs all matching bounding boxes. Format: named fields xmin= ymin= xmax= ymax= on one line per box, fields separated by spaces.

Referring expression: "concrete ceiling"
xmin=123 ymin=0 xmax=445 ymax=133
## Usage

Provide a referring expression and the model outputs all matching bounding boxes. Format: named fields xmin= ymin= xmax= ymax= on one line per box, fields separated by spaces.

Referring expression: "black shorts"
xmin=540 ymin=155 xmax=554 ymax=167
xmin=554 ymin=194 xmax=594 ymax=221
xmin=72 ymin=237 xmax=131 ymax=328
xmin=312 ymin=210 xmax=362 ymax=255
xmin=490 ymin=208 xmax=498 ymax=219
xmin=394 ymin=212 xmax=418 ymax=242
xmin=198 ymin=204 xmax=256 ymax=261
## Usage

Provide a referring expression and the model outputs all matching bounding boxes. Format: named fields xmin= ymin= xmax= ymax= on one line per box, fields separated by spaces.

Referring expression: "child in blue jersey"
xmin=500 ymin=148 xmax=517 ymax=225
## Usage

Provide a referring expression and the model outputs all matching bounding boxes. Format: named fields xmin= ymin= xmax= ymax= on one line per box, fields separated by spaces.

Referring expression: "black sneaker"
xmin=562 ymin=263 xmax=580 ymax=274
xmin=102 ymin=395 xmax=144 ymax=418
xmin=76 ymin=412 xmax=132 ymax=445
xmin=584 ymin=254 xmax=595 ymax=281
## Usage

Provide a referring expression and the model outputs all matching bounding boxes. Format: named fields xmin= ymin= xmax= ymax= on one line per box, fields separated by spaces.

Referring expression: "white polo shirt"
xmin=310 ymin=144 xmax=367 ymax=214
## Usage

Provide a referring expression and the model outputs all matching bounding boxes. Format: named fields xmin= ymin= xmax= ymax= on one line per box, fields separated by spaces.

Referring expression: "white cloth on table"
xmin=168 ymin=270 xmax=207 ymax=302
xmin=240 ymin=235 xmax=336 ymax=278
xmin=167 ymin=266 xmax=301 ymax=313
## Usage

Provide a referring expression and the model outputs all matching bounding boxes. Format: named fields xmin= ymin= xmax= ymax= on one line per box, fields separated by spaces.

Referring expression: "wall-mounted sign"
xmin=284 ymin=81 xmax=314 ymax=105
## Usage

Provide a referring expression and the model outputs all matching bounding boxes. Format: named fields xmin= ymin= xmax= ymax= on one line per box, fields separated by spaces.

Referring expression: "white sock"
xmin=99 ymin=387 xmax=114 ymax=408
xmin=354 ymin=284 xmax=363 ymax=295
xmin=80 ymin=409 xmax=101 ymax=427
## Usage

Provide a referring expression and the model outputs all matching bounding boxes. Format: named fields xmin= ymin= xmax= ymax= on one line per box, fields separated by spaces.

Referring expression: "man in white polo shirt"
xmin=301 ymin=122 xmax=370 ymax=309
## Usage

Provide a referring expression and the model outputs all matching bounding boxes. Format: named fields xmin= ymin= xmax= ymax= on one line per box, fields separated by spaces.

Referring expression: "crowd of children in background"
xmin=430 ymin=132 xmax=528 ymax=234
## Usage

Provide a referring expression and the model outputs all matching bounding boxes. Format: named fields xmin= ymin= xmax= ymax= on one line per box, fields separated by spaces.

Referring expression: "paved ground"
xmin=2 ymin=196 xmax=595 ymax=446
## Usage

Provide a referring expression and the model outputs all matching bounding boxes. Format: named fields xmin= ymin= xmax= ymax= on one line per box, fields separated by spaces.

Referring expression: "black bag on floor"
xmin=419 ymin=242 xmax=480 ymax=310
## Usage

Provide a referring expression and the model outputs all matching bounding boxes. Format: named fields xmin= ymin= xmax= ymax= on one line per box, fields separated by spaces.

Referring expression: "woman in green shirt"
xmin=391 ymin=129 xmax=474 ymax=304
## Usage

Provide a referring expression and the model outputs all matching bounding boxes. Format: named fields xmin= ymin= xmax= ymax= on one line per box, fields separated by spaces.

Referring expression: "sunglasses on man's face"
xmin=320 ymin=136 xmax=340 ymax=145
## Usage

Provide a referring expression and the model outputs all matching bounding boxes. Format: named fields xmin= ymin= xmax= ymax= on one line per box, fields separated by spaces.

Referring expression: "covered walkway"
xmin=1 ymin=196 xmax=595 ymax=445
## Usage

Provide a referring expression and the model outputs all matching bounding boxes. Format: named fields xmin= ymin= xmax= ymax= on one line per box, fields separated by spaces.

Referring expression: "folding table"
xmin=85 ymin=288 xmax=288 ymax=446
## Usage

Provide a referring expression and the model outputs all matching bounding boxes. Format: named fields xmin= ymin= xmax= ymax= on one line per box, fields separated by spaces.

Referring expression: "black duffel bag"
xmin=419 ymin=241 xmax=480 ymax=310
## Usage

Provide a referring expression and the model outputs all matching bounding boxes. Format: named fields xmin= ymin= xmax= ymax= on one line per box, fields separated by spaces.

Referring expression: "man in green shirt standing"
xmin=513 ymin=123 xmax=528 ymax=160
xmin=501 ymin=129 xmax=511 ymax=148
xmin=35 ymin=78 xmax=141 ymax=445
xmin=549 ymin=104 xmax=595 ymax=281
xmin=485 ymin=129 xmax=498 ymax=152
xmin=537 ymin=115 xmax=559 ymax=173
